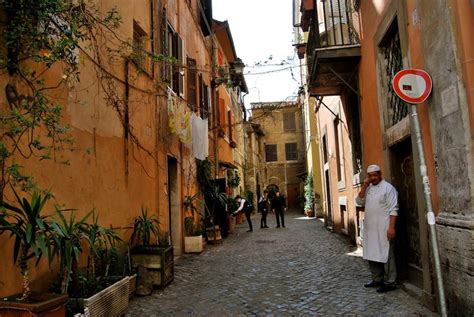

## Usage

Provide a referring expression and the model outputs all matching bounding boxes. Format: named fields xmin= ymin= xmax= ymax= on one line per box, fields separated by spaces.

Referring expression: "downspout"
xmin=124 ymin=59 xmax=130 ymax=181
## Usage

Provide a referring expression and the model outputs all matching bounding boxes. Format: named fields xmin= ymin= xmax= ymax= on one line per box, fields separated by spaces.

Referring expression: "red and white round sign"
xmin=392 ymin=69 xmax=432 ymax=104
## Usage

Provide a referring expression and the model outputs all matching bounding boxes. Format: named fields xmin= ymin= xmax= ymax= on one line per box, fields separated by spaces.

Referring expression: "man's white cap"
xmin=367 ymin=164 xmax=381 ymax=173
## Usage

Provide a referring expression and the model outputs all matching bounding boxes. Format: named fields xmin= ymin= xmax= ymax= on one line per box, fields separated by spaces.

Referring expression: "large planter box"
xmin=184 ymin=235 xmax=203 ymax=253
xmin=128 ymin=274 xmax=137 ymax=298
xmin=72 ymin=276 xmax=129 ymax=317
xmin=131 ymin=245 xmax=174 ymax=290
xmin=0 ymin=293 xmax=68 ymax=317
xmin=228 ymin=216 xmax=236 ymax=234
xmin=206 ymin=226 xmax=222 ymax=245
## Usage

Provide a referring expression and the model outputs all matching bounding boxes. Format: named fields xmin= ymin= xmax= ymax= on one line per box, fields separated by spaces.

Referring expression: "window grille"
xmin=265 ymin=144 xmax=278 ymax=162
xmin=380 ymin=23 xmax=407 ymax=126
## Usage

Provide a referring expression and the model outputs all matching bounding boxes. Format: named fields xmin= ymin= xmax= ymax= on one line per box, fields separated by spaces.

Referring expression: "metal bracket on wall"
xmin=327 ymin=65 xmax=361 ymax=99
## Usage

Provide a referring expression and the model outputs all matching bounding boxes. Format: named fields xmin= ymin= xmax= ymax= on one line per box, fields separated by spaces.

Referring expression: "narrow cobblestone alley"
xmin=127 ymin=211 xmax=434 ymax=316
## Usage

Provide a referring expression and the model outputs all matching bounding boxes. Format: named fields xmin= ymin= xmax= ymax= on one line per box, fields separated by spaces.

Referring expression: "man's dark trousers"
xmin=260 ymin=209 xmax=268 ymax=228
xmin=275 ymin=208 xmax=285 ymax=227
xmin=245 ymin=210 xmax=253 ymax=231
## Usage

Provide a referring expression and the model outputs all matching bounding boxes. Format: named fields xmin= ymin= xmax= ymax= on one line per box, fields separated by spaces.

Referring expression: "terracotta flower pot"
xmin=0 ymin=293 xmax=68 ymax=317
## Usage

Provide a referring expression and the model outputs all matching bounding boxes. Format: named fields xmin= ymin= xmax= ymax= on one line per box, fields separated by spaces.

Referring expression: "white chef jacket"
xmin=356 ymin=180 xmax=398 ymax=263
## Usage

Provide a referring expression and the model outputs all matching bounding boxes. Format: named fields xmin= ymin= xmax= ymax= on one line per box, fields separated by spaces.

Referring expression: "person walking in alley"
xmin=356 ymin=164 xmax=399 ymax=293
xmin=272 ymin=190 xmax=287 ymax=228
xmin=234 ymin=195 xmax=253 ymax=232
xmin=258 ymin=190 xmax=270 ymax=228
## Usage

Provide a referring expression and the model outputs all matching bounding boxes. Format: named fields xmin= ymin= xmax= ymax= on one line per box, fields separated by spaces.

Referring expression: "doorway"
xmin=167 ymin=156 xmax=182 ymax=256
xmin=286 ymin=183 xmax=300 ymax=209
xmin=389 ymin=138 xmax=423 ymax=288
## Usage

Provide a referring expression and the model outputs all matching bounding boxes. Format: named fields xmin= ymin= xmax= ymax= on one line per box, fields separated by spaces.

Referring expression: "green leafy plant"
xmin=0 ymin=189 xmax=54 ymax=300
xmin=304 ymin=175 xmax=315 ymax=212
xmin=130 ymin=206 xmax=161 ymax=247
xmin=183 ymin=193 xmax=201 ymax=216
xmin=49 ymin=209 xmax=94 ymax=295
xmin=227 ymin=170 xmax=240 ymax=188
xmin=83 ymin=211 xmax=122 ymax=277
xmin=203 ymin=185 xmax=228 ymax=228
xmin=184 ymin=216 xmax=202 ymax=237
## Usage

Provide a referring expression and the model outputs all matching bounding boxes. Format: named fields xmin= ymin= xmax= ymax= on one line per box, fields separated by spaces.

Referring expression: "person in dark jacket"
xmin=258 ymin=190 xmax=270 ymax=228
xmin=233 ymin=195 xmax=253 ymax=232
xmin=272 ymin=190 xmax=287 ymax=228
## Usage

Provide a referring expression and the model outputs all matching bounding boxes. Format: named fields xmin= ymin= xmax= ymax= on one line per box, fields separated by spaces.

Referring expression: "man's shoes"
xmin=276 ymin=226 xmax=280 ymax=228
xmin=260 ymin=226 xmax=264 ymax=229
xmin=376 ymin=284 xmax=397 ymax=293
xmin=246 ymin=229 xmax=253 ymax=232
xmin=364 ymin=281 xmax=383 ymax=288
xmin=264 ymin=226 xmax=269 ymax=228
xmin=282 ymin=225 xmax=286 ymax=228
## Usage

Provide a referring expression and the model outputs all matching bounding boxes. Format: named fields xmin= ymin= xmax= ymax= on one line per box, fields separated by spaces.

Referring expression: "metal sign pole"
xmin=410 ymin=104 xmax=447 ymax=316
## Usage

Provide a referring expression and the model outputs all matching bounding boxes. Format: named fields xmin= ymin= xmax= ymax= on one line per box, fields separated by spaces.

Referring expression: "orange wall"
xmin=0 ymin=0 xmax=212 ymax=297
xmin=357 ymin=0 xmax=438 ymax=211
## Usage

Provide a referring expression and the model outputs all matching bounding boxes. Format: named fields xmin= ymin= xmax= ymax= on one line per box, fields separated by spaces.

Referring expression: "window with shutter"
xmin=187 ymin=58 xmax=197 ymax=111
xmin=227 ymin=110 xmax=232 ymax=140
xmin=283 ymin=112 xmax=296 ymax=131
xmin=265 ymin=144 xmax=278 ymax=162
xmin=285 ymin=143 xmax=298 ymax=161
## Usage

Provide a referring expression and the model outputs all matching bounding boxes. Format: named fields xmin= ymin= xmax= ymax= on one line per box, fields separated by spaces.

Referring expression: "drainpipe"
xmin=410 ymin=105 xmax=447 ymax=316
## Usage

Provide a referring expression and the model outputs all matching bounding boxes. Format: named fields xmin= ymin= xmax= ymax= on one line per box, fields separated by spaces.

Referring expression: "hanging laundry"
xmin=167 ymin=89 xmax=177 ymax=134
xmin=180 ymin=109 xmax=192 ymax=147
xmin=191 ymin=113 xmax=209 ymax=160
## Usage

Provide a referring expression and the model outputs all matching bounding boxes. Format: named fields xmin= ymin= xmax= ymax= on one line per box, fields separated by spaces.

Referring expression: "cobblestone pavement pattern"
xmin=127 ymin=211 xmax=435 ymax=316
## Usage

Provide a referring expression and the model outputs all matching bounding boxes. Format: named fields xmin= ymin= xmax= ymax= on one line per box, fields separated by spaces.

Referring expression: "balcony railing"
xmin=310 ymin=0 xmax=359 ymax=49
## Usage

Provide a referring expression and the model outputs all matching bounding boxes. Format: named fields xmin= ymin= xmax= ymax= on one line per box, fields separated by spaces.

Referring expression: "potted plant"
xmin=49 ymin=208 xmax=129 ymax=317
xmin=184 ymin=217 xmax=204 ymax=253
xmin=203 ymin=185 xmax=228 ymax=244
xmin=304 ymin=175 xmax=316 ymax=218
xmin=129 ymin=206 xmax=174 ymax=291
xmin=0 ymin=189 xmax=68 ymax=317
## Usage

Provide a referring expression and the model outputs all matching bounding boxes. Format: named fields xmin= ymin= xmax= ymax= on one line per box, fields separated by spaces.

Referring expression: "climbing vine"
xmin=0 ymin=0 xmax=176 ymax=200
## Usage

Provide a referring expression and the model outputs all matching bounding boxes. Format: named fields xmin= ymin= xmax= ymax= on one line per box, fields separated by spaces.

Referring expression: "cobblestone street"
xmin=127 ymin=211 xmax=435 ymax=316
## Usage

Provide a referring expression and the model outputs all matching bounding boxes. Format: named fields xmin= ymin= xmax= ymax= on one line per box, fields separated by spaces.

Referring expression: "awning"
xmin=219 ymin=160 xmax=237 ymax=169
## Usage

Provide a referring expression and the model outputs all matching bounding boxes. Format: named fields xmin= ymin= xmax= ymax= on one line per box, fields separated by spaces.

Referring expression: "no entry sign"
xmin=392 ymin=69 xmax=432 ymax=104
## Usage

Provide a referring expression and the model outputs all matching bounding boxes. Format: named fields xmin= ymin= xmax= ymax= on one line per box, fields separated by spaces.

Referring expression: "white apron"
xmin=359 ymin=180 xmax=398 ymax=263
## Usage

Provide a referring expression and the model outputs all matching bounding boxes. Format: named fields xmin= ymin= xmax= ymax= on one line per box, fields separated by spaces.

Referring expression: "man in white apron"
xmin=356 ymin=164 xmax=398 ymax=293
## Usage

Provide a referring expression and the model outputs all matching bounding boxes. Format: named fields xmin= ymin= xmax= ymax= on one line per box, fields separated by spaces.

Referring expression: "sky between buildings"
xmin=212 ymin=0 xmax=302 ymax=113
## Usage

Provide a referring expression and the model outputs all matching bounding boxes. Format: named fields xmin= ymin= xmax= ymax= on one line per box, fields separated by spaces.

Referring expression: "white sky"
xmin=212 ymin=0 xmax=302 ymax=110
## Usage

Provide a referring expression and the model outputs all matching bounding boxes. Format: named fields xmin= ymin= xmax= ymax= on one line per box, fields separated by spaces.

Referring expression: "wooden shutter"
xmin=187 ymin=58 xmax=197 ymax=110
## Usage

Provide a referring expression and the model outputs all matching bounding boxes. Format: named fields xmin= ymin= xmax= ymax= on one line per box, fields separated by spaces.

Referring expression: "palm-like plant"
xmin=203 ymin=185 xmax=228 ymax=228
xmin=130 ymin=206 xmax=160 ymax=247
xmin=0 ymin=190 xmax=54 ymax=301
xmin=84 ymin=210 xmax=122 ymax=277
xmin=49 ymin=209 xmax=93 ymax=295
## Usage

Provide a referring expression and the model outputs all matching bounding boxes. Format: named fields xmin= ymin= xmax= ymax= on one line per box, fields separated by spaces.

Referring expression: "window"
xmin=163 ymin=23 xmax=183 ymax=95
xmin=133 ymin=21 xmax=151 ymax=75
xmin=283 ymin=112 xmax=296 ymax=131
xmin=285 ymin=143 xmax=298 ymax=161
xmin=187 ymin=58 xmax=197 ymax=110
xmin=199 ymin=74 xmax=210 ymax=119
xmin=322 ymin=134 xmax=328 ymax=164
xmin=380 ymin=20 xmax=406 ymax=126
xmin=265 ymin=144 xmax=277 ymax=162
xmin=334 ymin=117 xmax=343 ymax=181
xmin=227 ymin=110 xmax=233 ymax=141
xmin=340 ymin=204 xmax=347 ymax=230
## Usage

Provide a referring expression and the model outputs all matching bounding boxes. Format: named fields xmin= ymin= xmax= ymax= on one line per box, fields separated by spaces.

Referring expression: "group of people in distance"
xmin=233 ymin=190 xmax=287 ymax=232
